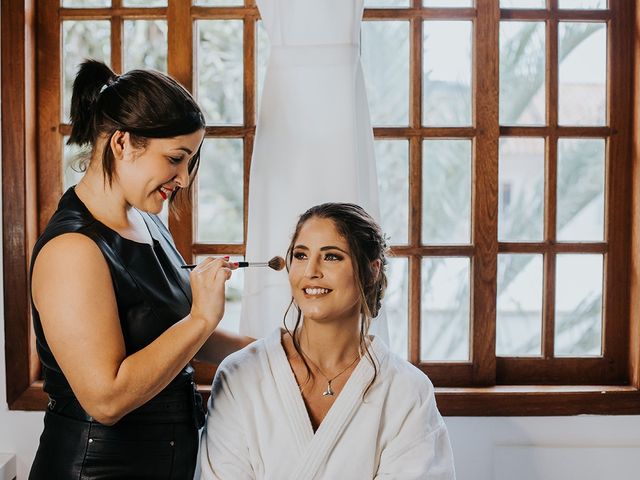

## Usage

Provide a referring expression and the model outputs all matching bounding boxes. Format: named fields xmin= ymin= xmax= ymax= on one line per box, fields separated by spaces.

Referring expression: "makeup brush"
xmin=181 ymin=255 xmax=285 ymax=271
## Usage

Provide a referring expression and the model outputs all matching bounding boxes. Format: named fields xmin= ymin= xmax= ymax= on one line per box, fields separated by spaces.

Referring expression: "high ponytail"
xmin=68 ymin=59 xmax=117 ymax=147
xmin=63 ymin=58 xmax=205 ymax=200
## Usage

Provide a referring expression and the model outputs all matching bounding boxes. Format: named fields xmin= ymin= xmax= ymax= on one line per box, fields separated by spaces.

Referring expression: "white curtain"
xmin=240 ymin=0 xmax=388 ymax=342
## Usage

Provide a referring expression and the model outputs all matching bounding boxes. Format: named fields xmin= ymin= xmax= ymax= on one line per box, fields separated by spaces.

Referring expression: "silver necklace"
xmin=300 ymin=350 xmax=360 ymax=397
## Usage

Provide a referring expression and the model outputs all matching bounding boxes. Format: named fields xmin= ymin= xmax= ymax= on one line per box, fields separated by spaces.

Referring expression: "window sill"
xmin=433 ymin=385 xmax=640 ymax=416
xmin=11 ymin=381 xmax=640 ymax=417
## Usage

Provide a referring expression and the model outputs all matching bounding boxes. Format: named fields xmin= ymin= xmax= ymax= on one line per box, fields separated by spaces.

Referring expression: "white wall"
xmin=0 ymin=279 xmax=45 ymax=479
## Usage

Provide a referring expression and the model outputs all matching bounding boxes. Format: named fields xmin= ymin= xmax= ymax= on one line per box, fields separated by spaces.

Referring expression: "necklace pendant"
xmin=322 ymin=381 xmax=335 ymax=396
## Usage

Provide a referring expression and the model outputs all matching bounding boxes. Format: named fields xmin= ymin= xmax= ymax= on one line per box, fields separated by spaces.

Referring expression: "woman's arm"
xmin=195 ymin=329 xmax=254 ymax=365
xmin=32 ymin=233 xmax=230 ymax=425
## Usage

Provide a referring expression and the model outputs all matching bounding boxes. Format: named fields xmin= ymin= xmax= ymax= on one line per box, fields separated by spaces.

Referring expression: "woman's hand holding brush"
xmin=188 ymin=256 xmax=235 ymax=332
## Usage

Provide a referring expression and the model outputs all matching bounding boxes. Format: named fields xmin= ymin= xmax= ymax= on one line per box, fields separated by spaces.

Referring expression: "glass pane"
xmin=497 ymin=254 xmax=543 ymax=356
xmin=422 ymin=140 xmax=471 ymax=244
xmin=559 ymin=0 xmax=606 ymax=8
xmin=501 ymin=0 xmax=546 ymax=7
xmin=196 ymin=138 xmax=244 ymax=243
xmin=421 ymin=257 xmax=470 ymax=361
xmin=197 ymin=20 xmax=244 ymax=125
xmin=557 ymin=139 xmax=605 ymax=241
xmin=499 ymin=137 xmax=544 ymax=241
xmin=423 ymin=21 xmax=472 ymax=126
xmin=123 ymin=0 xmax=166 ymax=6
xmin=423 ymin=0 xmax=472 ymax=6
xmin=196 ymin=0 xmax=244 ymax=5
xmin=62 ymin=137 xmax=86 ymax=191
xmin=559 ymin=22 xmax=607 ymax=126
xmin=62 ymin=0 xmax=110 ymax=6
xmin=62 ymin=21 xmax=111 ymax=122
xmin=555 ymin=254 xmax=603 ymax=356
xmin=361 ymin=21 xmax=410 ymax=127
xmin=124 ymin=20 xmax=167 ymax=72
xmin=386 ymin=257 xmax=409 ymax=360
xmin=365 ymin=0 xmax=410 ymax=6
xmin=375 ymin=140 xmax=409 ymax=245
xmin=256 ymin=21 xmax=270 ymax=112
xmin=196 ymin=255 xmax=244 ymax=334
xmin=500 ymin=21 xmax=545 ymax=125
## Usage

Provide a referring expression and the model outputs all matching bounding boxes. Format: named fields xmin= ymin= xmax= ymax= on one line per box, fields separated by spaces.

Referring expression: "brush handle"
xmin=238 ymin=261 xmax=271 ymax=268
xmin=180 ymin=262 xmax=269 ymax=270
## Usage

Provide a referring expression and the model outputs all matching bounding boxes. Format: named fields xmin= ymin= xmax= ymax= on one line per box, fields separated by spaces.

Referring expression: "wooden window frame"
xmin=4 ymin=0 xmax=640 ymax=416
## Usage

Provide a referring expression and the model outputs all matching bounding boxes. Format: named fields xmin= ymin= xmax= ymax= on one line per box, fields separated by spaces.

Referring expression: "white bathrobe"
xmin=199 ymin=328 xmax=456 ymax=480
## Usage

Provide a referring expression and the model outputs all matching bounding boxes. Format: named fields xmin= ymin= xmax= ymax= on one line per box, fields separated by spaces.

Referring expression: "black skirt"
xmin=29 ymin=387 xmax=204 ymax=480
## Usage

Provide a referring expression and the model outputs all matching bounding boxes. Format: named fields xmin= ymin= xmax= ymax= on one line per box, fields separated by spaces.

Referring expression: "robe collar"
xmin=265 ymin=327 xmax=388 ymax=480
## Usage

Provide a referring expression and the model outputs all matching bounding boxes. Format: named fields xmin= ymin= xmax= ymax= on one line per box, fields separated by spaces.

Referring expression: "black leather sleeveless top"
xmin=31 ymin=187 xmax=194 ymax=398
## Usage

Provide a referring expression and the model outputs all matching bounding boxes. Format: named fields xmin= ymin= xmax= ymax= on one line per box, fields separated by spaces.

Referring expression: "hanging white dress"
xmin=241 ymin=0 xmax=384 ymax=339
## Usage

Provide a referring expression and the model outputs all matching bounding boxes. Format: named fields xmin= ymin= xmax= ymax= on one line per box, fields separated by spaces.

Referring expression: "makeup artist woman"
xmin=28 ymin=60 xmax=249 ymax=480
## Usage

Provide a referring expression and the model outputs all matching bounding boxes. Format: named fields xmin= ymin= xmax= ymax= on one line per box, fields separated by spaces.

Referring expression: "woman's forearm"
xmin=195 ymin=329 xmax=254 ymax=365
xmin=88 ymin=313 xmax=211 ymax=424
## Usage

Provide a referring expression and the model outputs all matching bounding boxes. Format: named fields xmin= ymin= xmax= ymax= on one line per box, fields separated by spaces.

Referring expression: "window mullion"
xmin=407 ymin=2 xmax=423 ymax=367
xmin=242 ymin=8 xmax=257 ymax=251
xmin=167 ymin=0 xmax=194 ymax=262
xmin=111 ymin=0 xmax=123 ymax=74
xmin=603 ymin=0 xmax=634 ymax=381
xmin=543 ymin=14 xmax=558 ymax=359
xmin=37 ymin=1 xmax=62 ymax=234
xmin=472 ymin=0 xmax=500 ymax=386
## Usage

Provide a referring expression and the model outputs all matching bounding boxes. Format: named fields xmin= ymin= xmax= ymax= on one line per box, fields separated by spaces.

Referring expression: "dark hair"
xmin=284 ymin=203 xmax=389 ymax=396
xmin=68 ymin=59 xmax=206 ymax=207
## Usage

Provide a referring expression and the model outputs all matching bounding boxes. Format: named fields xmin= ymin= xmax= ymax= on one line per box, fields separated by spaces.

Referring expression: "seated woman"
xmin=200 ymin=203 xmax=456 ymax=479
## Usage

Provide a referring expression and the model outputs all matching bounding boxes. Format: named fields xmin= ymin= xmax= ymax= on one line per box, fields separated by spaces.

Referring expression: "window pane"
xmin=559 ymin=0 xmax=606 ymax=8
xmin=557 ymin=139 xmax=605 ymax=242
xmin=559 ymin=22 xmax=607 ymax=126
xmin=421 ymin=257 xmax=470 ymax=361
xmin=62 ymin=21 xmax=111 ymax=122
xmin=256 ymin=21 xmax=270 ymax=112
xmin=423 ymin=21 xmax=472 ymax=127
xmin=62 ymin=137 xmax=86 ymax=191
xmin=501 ymin=0 xmax=546 ymax=7
xmin=365 ymin=0 xmax=410 ymax=6
xmin=124 ymin=20 xmax=167 ymax=72
xmin=422 ymin=140 xmax=471 ymax=244
xmin=500 ymin=21 xmax=545 ymax=125
xmin=361 ymin=21 xmax=410 ymax=127
xmin=555 ymin=254 xmax=603 ymax=357
xmin=499 ymin=138 xmax=544 ymax=241
xmin=196 ymin=0 xmax=244 ymax=5
xmin=423 ymin=0 xmax=472 ymax=6
xmin=123 ymin=0 xmax=166 ymax=6
xmin=62 ymin=0 xmax=110 ymax=6
xmin=196 ymin=255 xmax=243 ymax=334
xmin=196 ymin=138 xmax=244 ymax=243
xmin=375 ymin=140 xmax=409 ymax=245
xmin=497 ymin=254 xmax=543 ymax=356
xmin=386 ymin=257 xmax=409 ymax=360
xmin=197 ymin=20 xmax=244 ymax=125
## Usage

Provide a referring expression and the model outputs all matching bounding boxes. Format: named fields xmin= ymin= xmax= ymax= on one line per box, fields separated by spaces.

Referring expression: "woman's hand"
xmin=189 ymin=256 xmax=234 ymax=331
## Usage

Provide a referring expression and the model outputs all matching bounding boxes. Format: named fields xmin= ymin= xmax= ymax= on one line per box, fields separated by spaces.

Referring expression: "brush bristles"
xmin=268 ymin=256 xmax=285 ymax=271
